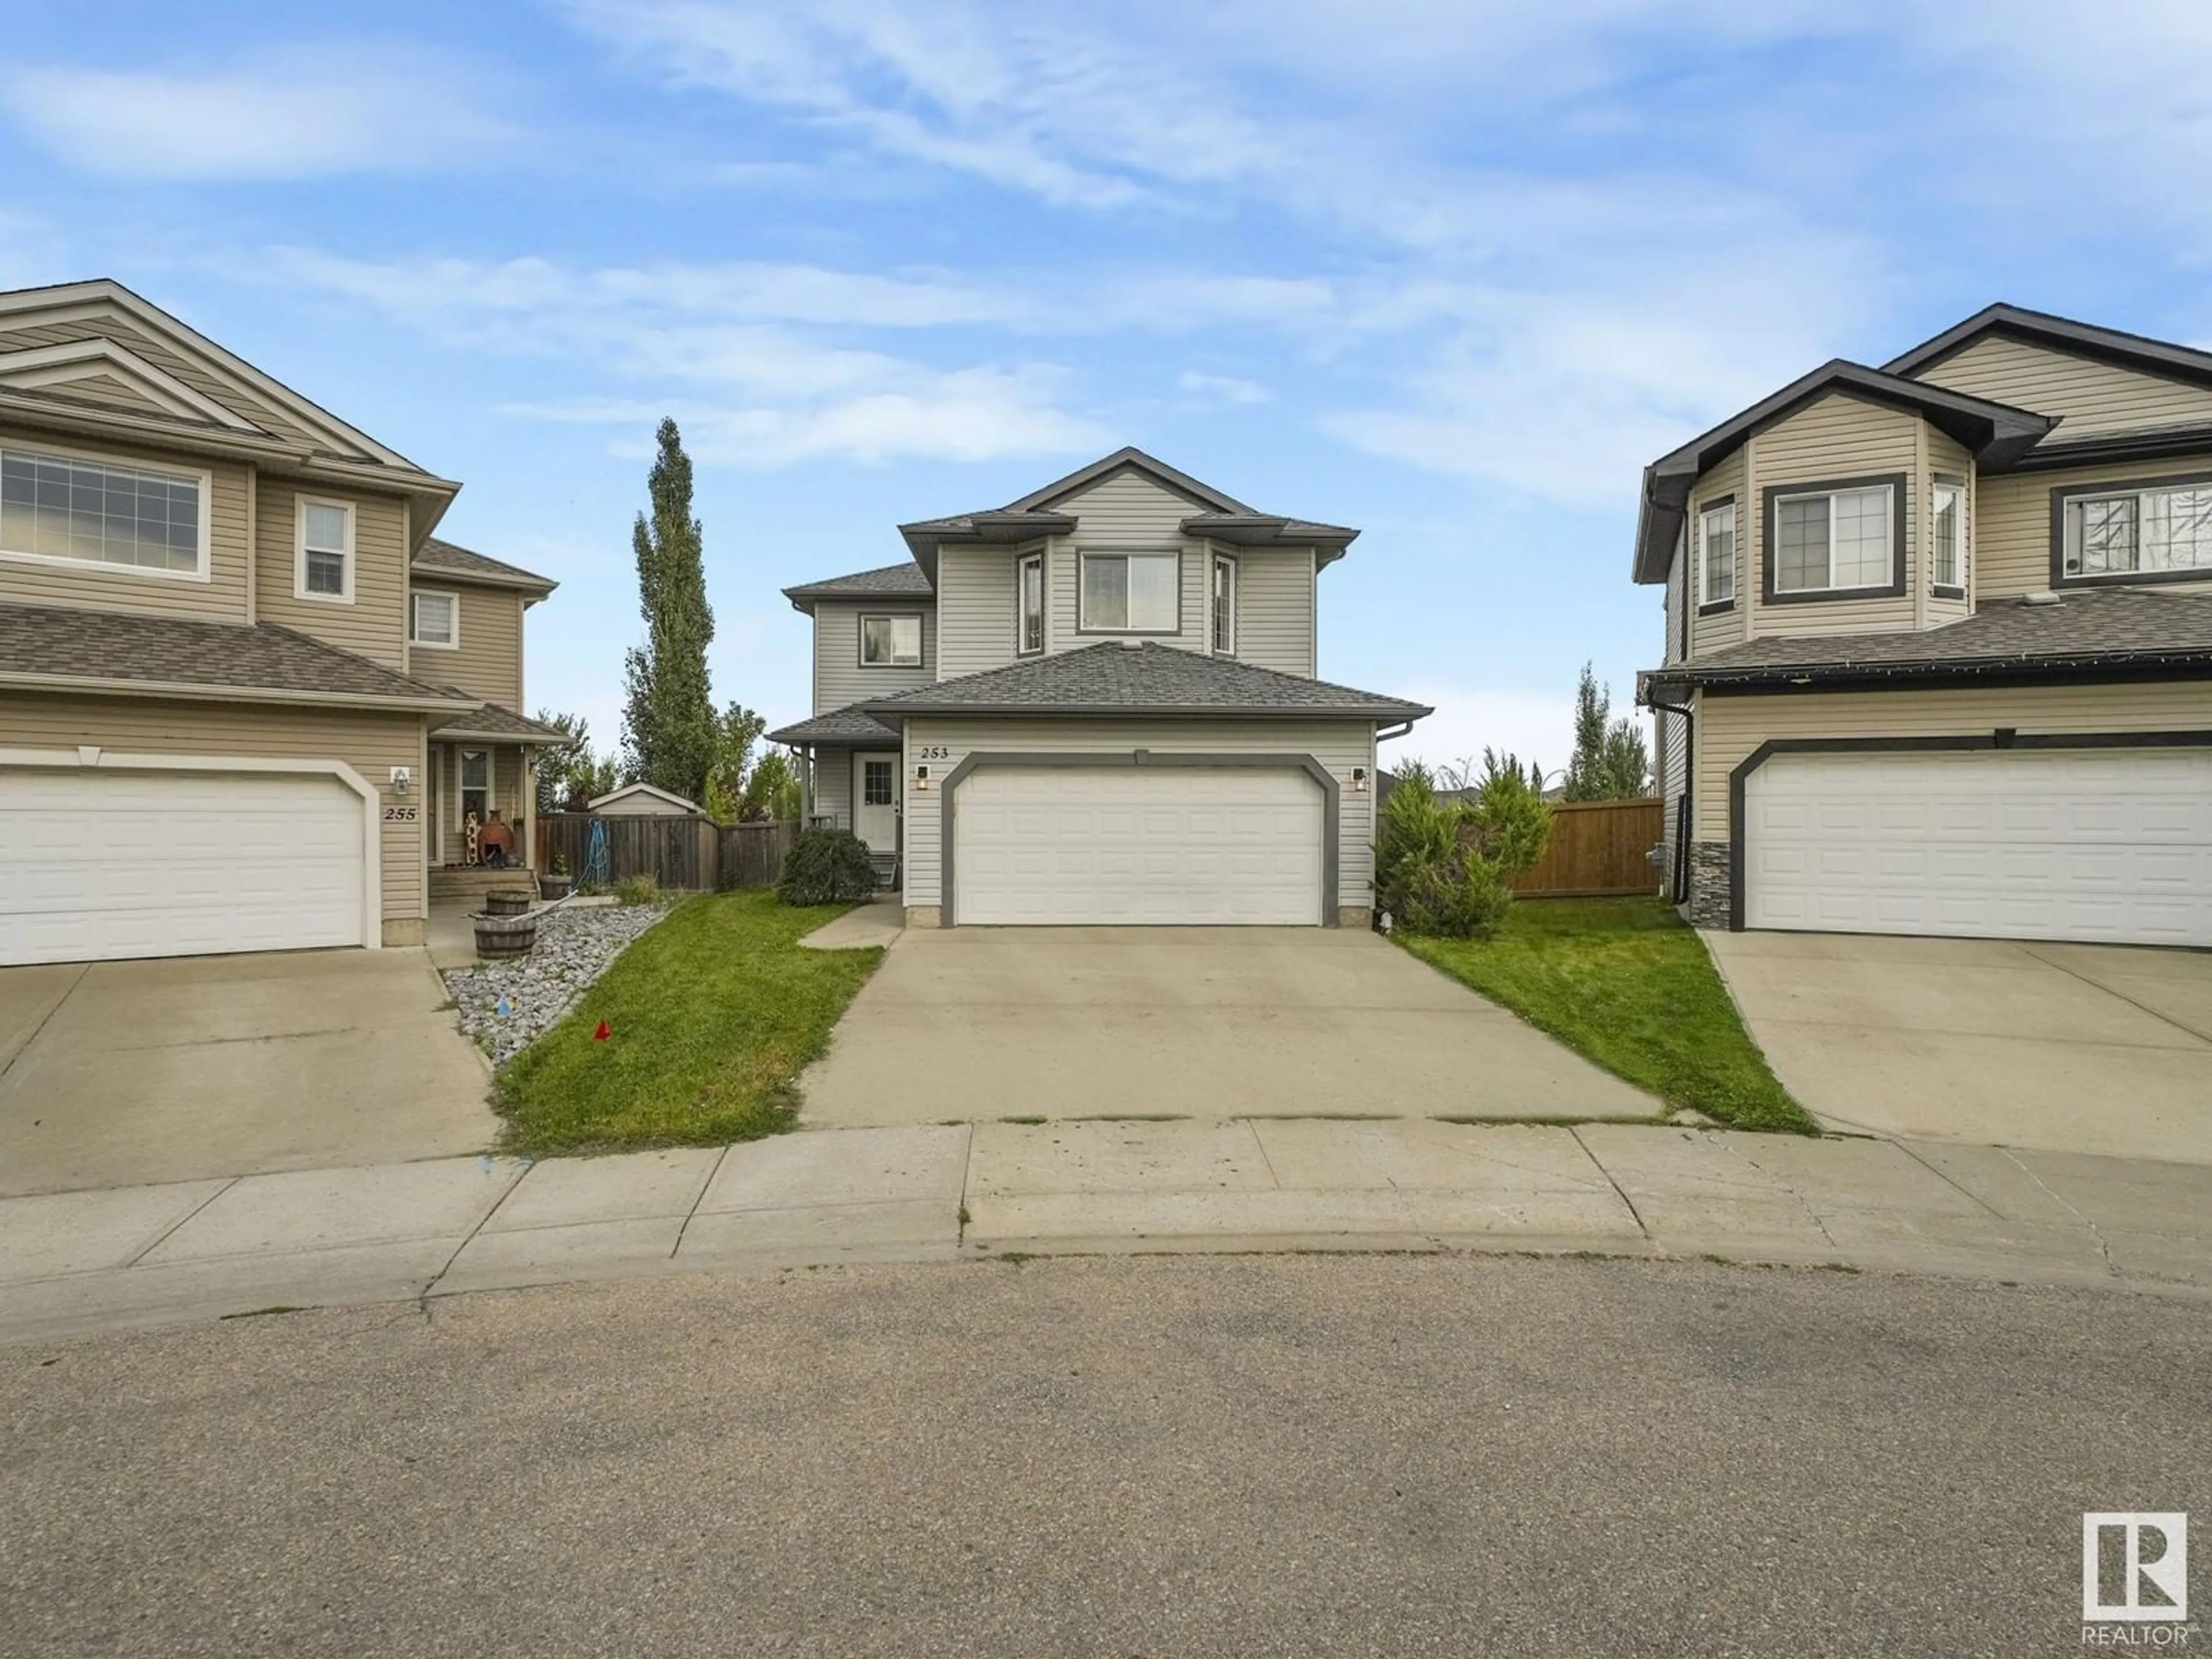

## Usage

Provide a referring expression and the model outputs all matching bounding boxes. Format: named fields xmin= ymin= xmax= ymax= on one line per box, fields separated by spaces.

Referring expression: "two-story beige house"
xmin=769 ymin=448 xmax=1428 ymax=926
xmin=0 ymin=279 xmax=562 ymax=967
xmin=1638 ymin=304 xmax=2212 ymax=948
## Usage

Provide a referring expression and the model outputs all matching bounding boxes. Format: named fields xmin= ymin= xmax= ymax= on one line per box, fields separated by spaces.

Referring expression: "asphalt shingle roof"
xmin=413 ymin=536 xmax=556 ymax=591
xmin=0 ymin=601 xmax=474 ymax=705
xmin=1643 ymin=588 xmax=2212 ymax=690
xmin=434 ymin=700 xmax=571 ymax=742
xmin=857 ymin=641 xmax=1430 ymax=719
xmin=766 ymin=703 xmax=903 ymax=746
xmin=782 ymin=561 xmax=935 ymax=601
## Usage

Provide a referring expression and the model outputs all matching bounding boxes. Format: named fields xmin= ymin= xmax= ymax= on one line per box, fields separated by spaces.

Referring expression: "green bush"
xmin=779 ymin=827 xmax=878 ymax=906
xmin=1376 ymin=764 xmax=1551 ymax=939
xmin=616 ymin=873 xmax=660 ymax=907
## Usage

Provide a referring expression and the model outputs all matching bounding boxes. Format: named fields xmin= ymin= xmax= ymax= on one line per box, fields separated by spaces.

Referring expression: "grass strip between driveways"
xmin=495 ymin=889 xmax=882 ymax=1156
xmin=1397 ymin=896 xmax=1817 ymax=1135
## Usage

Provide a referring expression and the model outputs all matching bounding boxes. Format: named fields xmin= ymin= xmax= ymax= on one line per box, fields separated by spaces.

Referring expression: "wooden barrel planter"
xmin=483 ymin=888 xmax=536 ymax=918
xmin=472 ymin=912 xmax=539 ymax=959
xmin=538 ymin=871 xmax=573 ymax=901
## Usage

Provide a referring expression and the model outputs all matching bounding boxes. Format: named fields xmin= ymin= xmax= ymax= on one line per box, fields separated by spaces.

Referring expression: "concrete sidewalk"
xmin=4 ymin=1119 xmax=2209 ymax=1344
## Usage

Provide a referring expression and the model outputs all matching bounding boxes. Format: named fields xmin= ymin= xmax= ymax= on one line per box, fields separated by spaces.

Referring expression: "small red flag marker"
xmin=593 ymin=1020 xmax=611 ymax=1041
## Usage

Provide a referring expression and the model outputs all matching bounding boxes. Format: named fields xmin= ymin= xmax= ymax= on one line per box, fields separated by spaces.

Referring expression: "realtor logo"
xmin=2084 ymin=1513 xmax=2189 ymax=1623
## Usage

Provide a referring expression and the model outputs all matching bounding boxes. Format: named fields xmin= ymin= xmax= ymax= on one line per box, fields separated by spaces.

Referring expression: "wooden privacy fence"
xmin=535 ymin=814 xmax=797 ymax=891
xmin=719 ymin=819 xmax=798 ymax=890
xmin=1514 ymin=797 xmax=1664 ymax=899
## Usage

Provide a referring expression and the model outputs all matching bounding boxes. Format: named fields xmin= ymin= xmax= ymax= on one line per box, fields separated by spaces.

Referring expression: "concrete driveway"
xmin=797 ymin=926 xmax=1660 ymax=1128
xmin=0 ymin=948 xmax=497 ymax=1198
xmin=1705 ymin=931 xmax=2212 ymax=1164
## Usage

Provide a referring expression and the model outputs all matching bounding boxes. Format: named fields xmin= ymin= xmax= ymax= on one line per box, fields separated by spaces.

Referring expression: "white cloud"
xmin=1 ymin=46 xmax=516 ymax=181
xmin=1177 ymin=370 xmax=1269 ymax=406
xmin=501 ymin=365 xmax=1108 ymax=468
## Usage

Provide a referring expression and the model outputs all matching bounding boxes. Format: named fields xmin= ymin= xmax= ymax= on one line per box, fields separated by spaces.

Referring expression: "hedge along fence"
xmin=535 ymin=814 xmax=798 ymax=892
xmin=1513 ymin=798 xmax=1665 ymax=898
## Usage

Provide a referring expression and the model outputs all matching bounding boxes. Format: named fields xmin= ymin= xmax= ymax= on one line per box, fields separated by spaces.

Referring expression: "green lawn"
xmin=1398 ymin=897 xmax=1816 ymax=1134
xmin=495 ymin=890 xmax=882 ymax=1156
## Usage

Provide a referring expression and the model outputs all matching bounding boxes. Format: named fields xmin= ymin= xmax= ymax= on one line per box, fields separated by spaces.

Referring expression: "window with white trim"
xmin=298 ymin=499 xmax=353 ymax=600
xmin=1210 ymin=553 xmax=1237 ymax=653
xmin=1080 ymin=551 xmax=1178 ymax=631
xmin=1931 ymin=482 xmax=1965 ymax=591
xmin=861 ymin=613 xmax=922 ymax=666
xmin=411 ymin=590 xmax=459 ymax=647
xmin=1017 ymin=552 xmax=1044 ymax=654
xmin=2061 ymin=482 xmax=2212 ymax=579
xmin=1774 ymin=484 xmax=1893 ymax=594
xmin=0 ymin=446 xmax=204 ymax=575
xmin=1697 ymin=501 xmax=1736 ymax=607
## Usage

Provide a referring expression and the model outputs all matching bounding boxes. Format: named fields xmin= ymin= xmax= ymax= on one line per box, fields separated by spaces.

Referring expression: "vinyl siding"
xmin=1692 ymin=680 xmax=2212 ymax=840
xmin=1973 ymin=449 xmax=2212 ymax=600
xmin=1056 ymin=470 xmax=1209 ymax=655
xmin=29 ymin=371 xmax=174 ymax=417
xmin=0 ymin=313 xmax=334 ymax=451
xmin=935 ymin=545 xmax=1020 ymax=679
xmin=813 ymin=600 xmax=934 ymax=713
xmin=1915 ymin=335 xmax=2212 ymax=438
xmin=812 ymin=748 xmax=854 ymax=832
xmin=254 ymin=479 xmax=410 ymax=670
xmin=0 ymin=690 xmax=427 ymax=930
xmin=0 ymin=422 xmax=251 ymax=622
xmin=1227 ymin=546 xmax=1317 ymax=676
xmin=899 ymin=717 xmax=1379 ymax=915
xmin=1745 ymin=392 xmax=1920 ymax=637
xmin=1688 ymin=448 xmax=1747 ymax=656
xmin=410 ymin=584 xmax=522 ymax=706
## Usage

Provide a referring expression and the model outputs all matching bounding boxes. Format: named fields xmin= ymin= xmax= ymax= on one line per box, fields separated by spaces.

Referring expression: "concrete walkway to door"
xmin=1705 ymin=931 xmax=2212 ymax=1164
xmin=796 ymin=926 xmax=1661 ymax=1129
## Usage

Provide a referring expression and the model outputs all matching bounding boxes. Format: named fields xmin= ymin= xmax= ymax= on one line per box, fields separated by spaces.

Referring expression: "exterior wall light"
xmin=1351 ymin=766 xmax=1368 ymax=793
xmin=915 ymin=764 xmax=930 ymax=791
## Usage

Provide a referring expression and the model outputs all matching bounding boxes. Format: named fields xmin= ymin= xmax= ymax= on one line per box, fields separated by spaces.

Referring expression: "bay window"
xmin=1017 ymin=551 xmax=1044 ymax=654
xmin=1080 ymin=551 xmax=1179 ymax=632
xmin=1931 ymin=480 xmax=1965 ymax=594
xmin=1766 ymin=478 xmax=1902 ymax=599
xmin=1697 ymin=499 xmax=1735 ymax=609
xmin=1211 ymin=553 xmax=1237 ymax=652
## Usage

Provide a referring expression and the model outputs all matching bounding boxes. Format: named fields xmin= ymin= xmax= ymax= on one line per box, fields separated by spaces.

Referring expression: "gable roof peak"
xmin=1884 ymin=301 xmax=2212 ymax=388
xmin=1003 ymin=446 xmax=1256 ymax=514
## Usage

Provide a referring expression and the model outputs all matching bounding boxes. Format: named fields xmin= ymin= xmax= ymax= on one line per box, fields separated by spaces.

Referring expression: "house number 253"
xmin=915 ymin=745 xmax=951 ymax=761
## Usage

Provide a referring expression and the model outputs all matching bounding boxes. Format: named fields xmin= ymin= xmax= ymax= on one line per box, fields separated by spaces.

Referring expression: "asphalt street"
xmin=3 ymin=1255 xmax=2207 ymax=1657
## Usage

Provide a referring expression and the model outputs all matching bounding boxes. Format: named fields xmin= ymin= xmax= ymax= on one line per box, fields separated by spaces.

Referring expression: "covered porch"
xmin=425 ymin=705 xmax=570 ymax=880
xmin=766 ymin=707 xmax=903 ymax=890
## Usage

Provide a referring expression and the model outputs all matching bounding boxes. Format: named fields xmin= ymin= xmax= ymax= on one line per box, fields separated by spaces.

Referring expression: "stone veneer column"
xmin=1684 ymin=843 xmax=1733 ymax=930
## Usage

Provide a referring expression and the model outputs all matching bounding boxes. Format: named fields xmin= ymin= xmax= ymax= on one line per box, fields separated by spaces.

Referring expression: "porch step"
xmin=430 ymin=866 xmax=534 ymax=903
xmin=870 ymin=851 xmax=900 ymax=891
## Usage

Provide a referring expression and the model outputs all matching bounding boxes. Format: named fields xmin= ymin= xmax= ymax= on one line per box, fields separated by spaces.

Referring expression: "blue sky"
xmin=3 ymin=1 xmax=2209 ymax=774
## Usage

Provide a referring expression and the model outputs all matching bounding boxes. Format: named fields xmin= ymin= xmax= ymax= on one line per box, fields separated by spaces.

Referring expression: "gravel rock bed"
xmin=446 ymin=902 xmax=669 ymax=1065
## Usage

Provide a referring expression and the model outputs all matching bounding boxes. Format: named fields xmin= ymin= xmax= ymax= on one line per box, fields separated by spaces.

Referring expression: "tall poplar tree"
xmin=620 ymin=419 xmax=718 ymax=803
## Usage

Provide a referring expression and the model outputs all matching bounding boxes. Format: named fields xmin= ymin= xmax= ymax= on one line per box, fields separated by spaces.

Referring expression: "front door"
xmin=853 ymin=752 xmax=899 ymax=853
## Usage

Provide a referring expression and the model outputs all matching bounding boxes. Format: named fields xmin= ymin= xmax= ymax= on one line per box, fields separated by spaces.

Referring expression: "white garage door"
xmin=1745 ymin=747 xmax=2212 ymax=946
xmin=0 ymin=767 xmax=369 ymax=966
xmin=954 ymin=765 xmax=1324 ymax=926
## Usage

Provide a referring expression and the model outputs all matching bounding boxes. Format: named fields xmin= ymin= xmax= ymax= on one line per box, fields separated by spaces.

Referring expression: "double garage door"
xmin=953 ymin=765 xmax=1325 ymax=926
xmin=1745 ymin=747 xmax=2212 ymax=947
xmin=0 ymin=767 xmax=369 ymax=966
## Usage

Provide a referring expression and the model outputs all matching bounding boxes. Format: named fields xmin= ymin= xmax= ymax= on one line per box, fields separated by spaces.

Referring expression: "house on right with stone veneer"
xmin=1635 ymin=304 xmax=2212 ymax=948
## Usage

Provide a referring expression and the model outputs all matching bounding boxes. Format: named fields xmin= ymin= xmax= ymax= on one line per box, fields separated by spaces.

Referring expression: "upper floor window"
xmin=2059 ymin=479 xmax=2212 ymax=582
xmin=861 ymin=613 xmax=923 ymax=666
xmin=1931 ymin=480 xmax=1965 ymax=593
xmin=1696 ymin=500 xmax=1735 ymax=608
xmin=411 ymin=590 xmax=459 ymax=648
xmin=1771 ymin=482 xmax=1896 ymax=597
xmin=0 ymin=445 xmax=205 ymax=579
xmin=1210 ymin=554 xmax=1237 ymax=653
xmin=297 ymin=499 xmax=353 ymax=601
xmin=1017 ymin=551 xmax=1044 ymax=655
xmin=1080 ymin=551 xmax=1178 ymax=632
